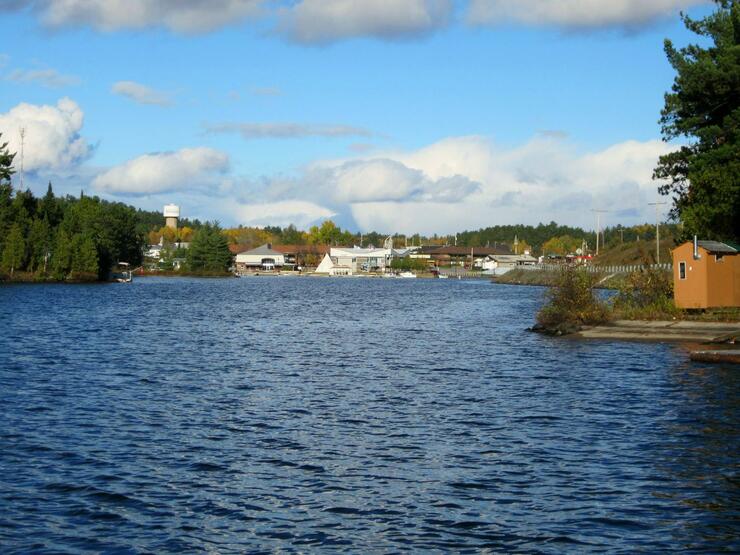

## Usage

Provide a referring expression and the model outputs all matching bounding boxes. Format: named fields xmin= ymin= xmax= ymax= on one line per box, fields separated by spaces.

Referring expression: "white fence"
xmin=519 ymin=263 xmax=673 ymax=274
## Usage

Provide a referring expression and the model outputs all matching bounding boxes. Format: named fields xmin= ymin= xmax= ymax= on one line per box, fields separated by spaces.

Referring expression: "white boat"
xmin=111 ymin=262 xmax=133 ymax=283
xmin=398 ymin=271 xmax=417 ymax=279
xmin=437 ymin=273 xmax=448 ymax=279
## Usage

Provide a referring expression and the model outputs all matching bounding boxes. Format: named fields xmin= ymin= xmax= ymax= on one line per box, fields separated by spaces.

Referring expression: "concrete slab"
xmin=576 ymin=320 xmax=739 ymax=343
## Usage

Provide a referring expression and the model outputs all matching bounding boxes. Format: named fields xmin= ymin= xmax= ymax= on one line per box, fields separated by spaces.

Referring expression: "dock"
xmin=689 ymin=350 xmax=740 ymax=364
xmin=576 ymin=320 xmax=740 ymax=343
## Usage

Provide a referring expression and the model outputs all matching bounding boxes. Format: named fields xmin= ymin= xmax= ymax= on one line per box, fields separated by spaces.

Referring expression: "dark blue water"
xmin=1 ymin=277 xmax=738 ymax=553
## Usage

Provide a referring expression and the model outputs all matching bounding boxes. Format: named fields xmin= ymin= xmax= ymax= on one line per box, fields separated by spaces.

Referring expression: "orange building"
xmin=672 ymin=240 xmax=740 ymax=309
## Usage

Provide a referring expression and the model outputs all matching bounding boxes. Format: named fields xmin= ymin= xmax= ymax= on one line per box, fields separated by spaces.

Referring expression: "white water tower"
xmin=164 ymin=204 xmax=180 ymax=229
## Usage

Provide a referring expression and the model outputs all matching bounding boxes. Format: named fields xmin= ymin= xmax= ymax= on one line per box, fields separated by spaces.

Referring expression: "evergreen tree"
xmin=187 ymin=222 xmax=232 ymax=272
xmin=2 ymin=224 xmax=26 ymax=277
xmin=52 ymin=229 xmax=72 ymax=279
xmin=655 ymin=0 xmax=740 ymax=241
xmin=0 ymin=133 xmax=15 ymax=184
xmin=27 ymin=218 xmax=52 ymax=273
xmin=70 ymin=234 xmax=99 ymax=276
xmin=0 ymin=134 xmax=15 ymax=255
xmin=38 ymin=182 xmax=61 ymax=228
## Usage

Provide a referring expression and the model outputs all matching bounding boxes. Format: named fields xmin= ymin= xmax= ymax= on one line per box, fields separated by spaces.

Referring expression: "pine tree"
xmin=52 ymin=229 xmax=72 ymax=280
xmin=71 ymin=234 xmax=99 ymax=276
xmin=0 ymin=134 xmax=15 ymax=255
xmin=655 ymin=0 xmax=740 ymax=241
xmin=187 ymin=222 xmax=232 ymax=272
xmin=0 ymin=133 xmax=15 ymax=185
xmin=27 ymin=218 xmax=52 ymax=273
xmin=2 ymin=224 xmax=26 ymax=278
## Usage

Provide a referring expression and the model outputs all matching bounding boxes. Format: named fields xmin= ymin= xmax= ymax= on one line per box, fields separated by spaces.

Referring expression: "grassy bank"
xmin=524 ymin=265 xmax=738 ymax=335
xmin=492 ymin=268 xmax=627 ymax=289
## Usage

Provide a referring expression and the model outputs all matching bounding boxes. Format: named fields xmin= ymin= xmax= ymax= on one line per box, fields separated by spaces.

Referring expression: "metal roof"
xmin=242 ymin=243 xmax=284 ymax=256
xmin=697 ymin=240 xmax=738 ymax=254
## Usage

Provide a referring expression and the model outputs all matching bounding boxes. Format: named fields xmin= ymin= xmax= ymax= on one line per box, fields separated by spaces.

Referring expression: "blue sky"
xmin=0 ymin=0 xmax=715 ymax=233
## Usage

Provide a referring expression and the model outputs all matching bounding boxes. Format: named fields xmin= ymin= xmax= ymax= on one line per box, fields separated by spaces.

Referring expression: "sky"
xmin=0 ymin=0 xmax=715 ymax=234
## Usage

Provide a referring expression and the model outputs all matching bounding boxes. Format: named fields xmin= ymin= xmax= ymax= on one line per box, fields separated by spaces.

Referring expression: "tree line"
xmin=0 ymin=181 xmax=145 ymax=281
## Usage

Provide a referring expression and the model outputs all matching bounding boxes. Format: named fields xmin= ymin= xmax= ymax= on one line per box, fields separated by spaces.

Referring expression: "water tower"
xmin=163 ymin=204 xmax=180 ymax=229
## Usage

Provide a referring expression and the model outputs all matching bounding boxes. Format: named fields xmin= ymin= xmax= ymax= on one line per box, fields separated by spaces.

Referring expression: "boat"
xmin=437 ymin=273 xmax=448 ymax=279
xmin=110 ymin=262 xmax=136 ymax=283
xmin=398 ymin=271 xmax=417 ymax=279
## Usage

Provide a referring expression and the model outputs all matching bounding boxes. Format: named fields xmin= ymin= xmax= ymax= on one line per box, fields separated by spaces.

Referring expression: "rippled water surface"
xmin=1 ymin=277 xmax=738 ymax=553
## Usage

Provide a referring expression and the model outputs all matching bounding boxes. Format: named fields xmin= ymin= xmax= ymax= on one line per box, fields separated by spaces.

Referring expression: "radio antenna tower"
xmin=19 ymin=127 xmax=25 ymax=189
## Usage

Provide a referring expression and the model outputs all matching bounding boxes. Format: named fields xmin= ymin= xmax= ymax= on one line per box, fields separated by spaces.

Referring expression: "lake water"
xmin=1 ymin=277 xmax=738 ymax=553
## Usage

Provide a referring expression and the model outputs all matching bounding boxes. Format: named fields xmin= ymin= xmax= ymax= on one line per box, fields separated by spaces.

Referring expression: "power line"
xmin=648 ymin=201 xmax=667 ymax=264
xmin=591 ymin=209 xmax=608 ymax=256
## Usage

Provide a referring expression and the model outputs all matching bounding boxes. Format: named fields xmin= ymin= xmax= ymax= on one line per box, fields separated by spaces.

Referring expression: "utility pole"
xmin=514 ymin=235 xmax=519 ymax=255
xmin=648 ymin=201 xmax=667 ymax=264
xmin=591 ymin=209 xmax=608 ymax=256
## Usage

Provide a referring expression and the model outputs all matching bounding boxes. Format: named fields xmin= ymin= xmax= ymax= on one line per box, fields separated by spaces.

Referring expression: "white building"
xmin=235 ymin=243 xmax=285 ymax=273
xmin=315 ymin=254 xmax=352 ymax=275
xmin=329 ymin=246 xmax=412 ymax=273
xmin=477 ymin=253 xmax=537 ymax=275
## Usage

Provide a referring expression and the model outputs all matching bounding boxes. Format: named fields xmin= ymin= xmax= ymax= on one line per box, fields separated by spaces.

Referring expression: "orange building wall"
xmin=706 ymin=251 xmax=739 ymax=307
xmin=672 ymin=242 xmax=740 ymax=309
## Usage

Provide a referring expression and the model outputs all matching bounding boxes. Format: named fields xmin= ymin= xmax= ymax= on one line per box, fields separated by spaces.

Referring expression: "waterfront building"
xmin=329 ymin=246 xmax=413 ymax=273
xmin=672 ymin=239 xmax=740 ymax=308
xmin=235 ymin=243 xmax=285 ymax=273
xmin=411 ymin=245 xmax=511 ymax=267
xmin=477 ymin=253 xmax=538 ymax=274
xmin=315 ymin=253 xmax=352 ymax=275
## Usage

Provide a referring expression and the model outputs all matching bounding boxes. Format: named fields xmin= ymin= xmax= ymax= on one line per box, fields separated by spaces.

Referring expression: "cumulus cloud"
xmin=330 ymin=159 xmax=479 ymax=203
xmin=277 ymin=0 xmax=453 ymax=44
xmin=36 ymin=0 xmax=264 ymax=33
xmin=231 ymin=200 xmax=336 ymax=228
xmin=247 ymin=134 xmax=675 ymax=234
xmin=205 ymin=122 xmax=373 ymax=140
xmin=0 ymin=97 xmax=90 ymax=172
xmin=92 ymin=147 xmax=229 ymax=195
xmin=6 ymin=68 xmax=80 ymax=88
xmin=467 ymin=0 xmax=708 ymax=29
xmin=111 ymin=81 xmax=172 ymax=106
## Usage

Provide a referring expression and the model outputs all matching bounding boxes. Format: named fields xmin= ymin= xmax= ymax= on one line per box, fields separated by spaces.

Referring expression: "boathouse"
xmin=672 ymin=239 xmax=740 ymax=309
xmin=235 ymin=243 xmax=285 ymax=273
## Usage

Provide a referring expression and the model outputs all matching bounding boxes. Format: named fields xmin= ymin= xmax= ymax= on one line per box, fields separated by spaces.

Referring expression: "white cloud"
xmin=38 ymin=0 xmax=264 ymax=33
xmin=232 ymin=200 xmax=335 ymax=228
xmin=205 ymin=122 xmax=372 ymax=139
xmin=467 ymin=0 xmax=708 ymax=29
xmin=330 ymin=159 xmax=479 ymax=203
xmin=92 ymin=147 xmax=229 ymax=195
xmin=111 ymin=80 xmax=172 ymax=106
xmin=278 ymin=0 xmax=453 ymax=44
xmin=0 ymin=97 xmax=90 ymax=172
xmin=250 ymin=134 xmax=675 ymax=234
xmin=6 ymin=68 xmax=80 ymax=88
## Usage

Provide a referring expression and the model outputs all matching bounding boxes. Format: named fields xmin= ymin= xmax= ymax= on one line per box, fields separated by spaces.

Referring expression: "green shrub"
xmin=613 ymin=266 xmax=678 ymax=319
xmin=536 ymin=266 xmax=610 ymax=334
xmin=390 ymin=257 xmax=428 ymax=271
